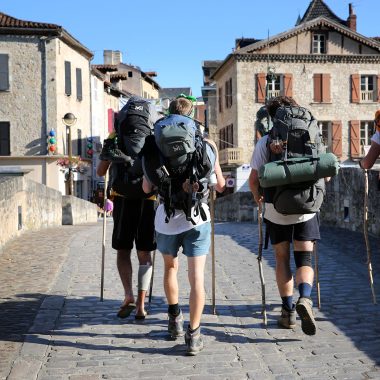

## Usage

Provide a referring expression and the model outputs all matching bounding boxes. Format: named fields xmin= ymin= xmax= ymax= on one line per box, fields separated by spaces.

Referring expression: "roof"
xmin=238 ymin=16 xmax=380 ymax=54
xmin=0 ymin=12 xmax=93 ymax=59
xmin=159 ymin=88 xmax=192 ymax=99
xmin=296 ymin=0 xmax=346 ymax=26
xmin=92 ymin=64 xmax=119 ymax=73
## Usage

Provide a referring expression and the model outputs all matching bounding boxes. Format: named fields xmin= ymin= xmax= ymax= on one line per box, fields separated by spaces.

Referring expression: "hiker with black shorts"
xmin=142 ymin=97 xmax=225 ymax=355
xmin=97 ymin=97 xmax=160 ymax=320
xmin=249 ymin=96 xmax=328 ymax=336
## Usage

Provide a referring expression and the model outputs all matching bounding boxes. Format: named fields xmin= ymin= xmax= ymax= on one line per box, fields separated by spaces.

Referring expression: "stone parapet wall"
xmin=320 ymin=168 xmax=380 ymax=236
xmin=62 ymin=195 xmax=98 ymax=225
xmin=215 ymin=192 xmax=254 ymax=222
xmin=0 ymin=177 xmax=62 ymax=249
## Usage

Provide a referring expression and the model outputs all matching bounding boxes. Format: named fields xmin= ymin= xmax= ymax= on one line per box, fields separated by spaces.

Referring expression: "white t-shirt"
xmin=155 ymin=202 xmax=210 ymax=235
xmin=371 ymin=130 xmax=380 ymax=145
xmin=250 ymin=135 xmax=315 ymax=225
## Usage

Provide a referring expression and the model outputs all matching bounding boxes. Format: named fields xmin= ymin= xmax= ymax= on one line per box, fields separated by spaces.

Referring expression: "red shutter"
xmin=331 ymin=121 xmax=342 ymax=157
xmin=313 ymin=74 xmax=322 ymax=102
xmin=350 ymin=120 xmax=360 ymax=158
xmin=322 ymin=74 xmax=331 ymax=103
xmin=108 ymin=108 xmax=114 ymax=133
xmin=284 ymin=73 xmax=293 ymax=98
xmin=257 ymin=73 xmax=266 ymax=103
xmin=377 ymin=75 xmax=380 ymax=102
xmin=351 ymin=74 xmax=360 ymax=103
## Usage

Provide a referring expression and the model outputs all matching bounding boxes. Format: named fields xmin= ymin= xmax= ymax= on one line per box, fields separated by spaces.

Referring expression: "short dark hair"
xmin=266 ymin=96 xmax=298 ymax=118
xmin=169 ymin=97 xmax=193 ymax=116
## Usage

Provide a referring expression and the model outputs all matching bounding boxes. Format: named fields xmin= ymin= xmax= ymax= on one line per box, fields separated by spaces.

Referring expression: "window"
xmin=0 ymin=54 xmax=9 ymax=91
xmin=318 ymin=121 xmax=332 ymax=152
xmin=77 ymin=129 xmax=82 ymax=156
xmin=225 ymin=78 xmax=232 ymax=108
xmin=313 ymin=33 xmax=326 ymax=54
xmin=64 ymin=61 xmax=71 ymax=96
xmin=267 ymin=75 xmax=281 ymax=99
xmin=360 ymin=75 xmax=375 ymax=102
xmin=0 ymin=122 xmax=10 ymax=155
xmin=76 ymin=68 xmax=82 ymax=101
xmin=219 ymin=124 xmax=234 ymax=150
xmin=360 ymin=121 xmax=373 ymax=155
xmin=128 ymin=71 xmax=133 ymax=78
xmin=218 ymin=87 xmax=223 ymax=113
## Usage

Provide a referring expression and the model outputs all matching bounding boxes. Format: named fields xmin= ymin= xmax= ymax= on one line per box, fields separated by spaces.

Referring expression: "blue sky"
xmin=1 ymin=0 xmax=379 ymax=97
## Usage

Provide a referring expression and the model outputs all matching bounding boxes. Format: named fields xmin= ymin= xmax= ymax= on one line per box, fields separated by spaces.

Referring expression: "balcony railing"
xmin=219 ymin=148 xmax=244 ymax=166
xmin=361 ymin=90 xmax=374 ymax=102
xmin=267 ymin=90 xmax=280 ymax=98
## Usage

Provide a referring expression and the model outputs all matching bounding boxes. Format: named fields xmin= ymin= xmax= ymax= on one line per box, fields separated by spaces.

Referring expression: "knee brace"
xmin=138 ymin=264 xmax=153 ymax=291
xmin=294 ymin=251 xmax=313 ymax=268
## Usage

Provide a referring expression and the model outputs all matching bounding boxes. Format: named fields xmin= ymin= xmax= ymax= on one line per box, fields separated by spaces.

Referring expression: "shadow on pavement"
xmin=215 ymin=221 xmax=380 ymax=365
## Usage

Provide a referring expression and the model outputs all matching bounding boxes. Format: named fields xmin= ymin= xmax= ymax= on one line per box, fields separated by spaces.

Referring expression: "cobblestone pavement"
xmin=0 ymin=219 xmax=379 ymax=380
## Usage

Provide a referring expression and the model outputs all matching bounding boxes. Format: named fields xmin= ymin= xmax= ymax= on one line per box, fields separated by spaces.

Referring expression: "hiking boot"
xmin=296 ymin=297 xmax=316 ymax=336
xmin=185 ymin=325 xmax=204 ymax=356
xmin=277 ymin=306 xmax=296 ymax=329
xmin=167 ymin=311 xmax=184 ymax=339
xmin=99 ymin=138 xmax=132 ymax=164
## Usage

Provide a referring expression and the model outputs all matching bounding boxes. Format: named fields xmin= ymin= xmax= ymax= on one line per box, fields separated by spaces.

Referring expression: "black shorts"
xmin=265 ymin=213 xmax=320 ymax=245
xmin=112 ymin=197 xmax=156 ymax=251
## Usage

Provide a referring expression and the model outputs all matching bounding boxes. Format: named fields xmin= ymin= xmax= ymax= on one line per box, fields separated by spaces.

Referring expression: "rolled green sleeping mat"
xmin=258 ymin=153 xmax=339 ymax=188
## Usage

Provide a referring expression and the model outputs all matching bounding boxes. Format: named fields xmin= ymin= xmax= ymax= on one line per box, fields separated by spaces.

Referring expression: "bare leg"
xmin=187 ymin=255 xmax=207 ymax=330
xmin=162 ymin=254 xmax=179 ymax=306
xmin=117 ymin=249 xmax=134 ymax=306
xmin=135 ymin=250 xmax=152 ymax=316
xmin=273 ymin=241 xmax=293 ymax=297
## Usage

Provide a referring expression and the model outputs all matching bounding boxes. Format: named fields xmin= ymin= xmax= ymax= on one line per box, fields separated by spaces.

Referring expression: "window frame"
xmin=318 ymin=121 xmax=332 ymax=153
xmin=0 ymin=54 xmax=10 ymax=91
xmin=360 ymin=120 xmax=373 ymax=156
xmin=312 ymin=32 xmax=327 ymax=54
xmin=360 ymin=75 xmax=376 ymax=102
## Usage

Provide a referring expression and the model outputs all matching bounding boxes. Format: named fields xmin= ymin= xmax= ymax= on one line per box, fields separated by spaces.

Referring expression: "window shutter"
xmin=0 ymin=54 xmax=9 ymax=91
xmin=331 ymin=121 xmax=342 ymax=157
xmin=0 ymin=122 xmax=10 ymax=155
xmin=350 ymin=120 xmax=360 ymax=158
xmin=322 ymin=74 xmax=331 ymax=102
xmin=377 ymin=75 xmax=380 ymax=102
xmin=351 ymin=74 xmax=359 ymax=103
xmin=65 ymin=61 xmax=71 ymax=96
xmin=76 ymin=68 xmax=82 ymax=101
xmin=256 ymin=73 xmax=266 ymax=103
xmin=108 ymin=109 xmax=114 ymax=133
xmin=284 ymin=73 xmax=293 ymax=98
xmin=229 ymin=78 xmax=233 ymax=107
xmin=313 ymin=74 xmax=322 ymax=102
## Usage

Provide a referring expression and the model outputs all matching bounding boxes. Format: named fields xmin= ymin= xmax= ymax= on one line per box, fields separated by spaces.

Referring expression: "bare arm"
xmin=205 ymin=138 xmax=225 ymax=193
xmin=96 ymin=160 xmax=110 ymax=177
xmin=248 ymin=169 xmax=263 ymax=204
xmin=360 ymin=140 xmax=380 ymax=169
xmin=142 ymin=176 xmax=154 ymax=194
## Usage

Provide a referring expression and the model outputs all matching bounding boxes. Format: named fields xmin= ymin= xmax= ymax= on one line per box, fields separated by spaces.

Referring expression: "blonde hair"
xmin=169 ymin=97 xmax=194 ymax=116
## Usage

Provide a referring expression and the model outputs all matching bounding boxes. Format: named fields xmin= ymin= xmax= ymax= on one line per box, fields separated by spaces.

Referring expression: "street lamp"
xmin=62 ymin=112 xmax=77 ymax=196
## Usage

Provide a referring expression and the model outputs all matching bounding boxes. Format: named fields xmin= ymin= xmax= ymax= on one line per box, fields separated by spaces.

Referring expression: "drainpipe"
xmin=40 ymin=34 xmax=59 ymax=186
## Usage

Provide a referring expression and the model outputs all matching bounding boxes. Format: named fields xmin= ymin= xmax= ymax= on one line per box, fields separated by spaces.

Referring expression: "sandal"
xmin=135 ymin=310 xmax=148 ymax=320
xmin=117 ymin=303 xmax=136 ymax=318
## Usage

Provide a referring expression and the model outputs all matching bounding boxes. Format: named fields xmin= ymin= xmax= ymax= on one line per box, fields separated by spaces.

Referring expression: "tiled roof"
xmin=159 ymin=88 xmax=192 ymax=99
xmin=297 ymin=0 xmax=346 ymax=26
xmin=91 ymin=64 xmax=118 ymax=72
xmin=0 ymin=11 xmax=60 ymax=29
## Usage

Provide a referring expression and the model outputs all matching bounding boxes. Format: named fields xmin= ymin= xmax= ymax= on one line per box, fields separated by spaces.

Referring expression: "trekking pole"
xmin=100 ymin=170 xmax=108 ymax=302
xmin=257 ymin=202 xmax=267 ymax=325
xmin=363 ymin=169 xmax=377 ymax=304
xmin=210 ymin=186 xmax=216 ymax=315
xmin=148 ymin=249 xmax=156 ymax=308
xmin=314 ymin=241 xmax=321 ymax=310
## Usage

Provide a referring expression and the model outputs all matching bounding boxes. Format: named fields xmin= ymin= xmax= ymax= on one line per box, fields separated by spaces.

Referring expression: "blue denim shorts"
xmin=155 ymin=222 xmax=211 ymax=258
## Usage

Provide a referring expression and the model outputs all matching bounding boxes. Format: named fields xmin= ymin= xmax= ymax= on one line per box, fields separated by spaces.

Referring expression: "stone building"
xmin=204 ymin=0 xmax=380 ymax=192
xmin=0 ymin=11 xmax=94 ymax=198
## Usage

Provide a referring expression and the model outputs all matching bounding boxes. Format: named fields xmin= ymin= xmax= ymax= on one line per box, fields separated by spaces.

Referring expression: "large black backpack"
xmin=111 ymin=97 xmax=159 ymax=199
xmin=142 ymin=114 xmax=215 ymax=224
xmin=265 ymin=105 xmax=326 ymax=214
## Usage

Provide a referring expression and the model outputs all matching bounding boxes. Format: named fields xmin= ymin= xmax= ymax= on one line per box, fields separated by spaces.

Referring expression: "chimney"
xmin=103 ymin=50 xmax=123 ymax=65
xmin=347 ymin=3 xmax=357 ymax=32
